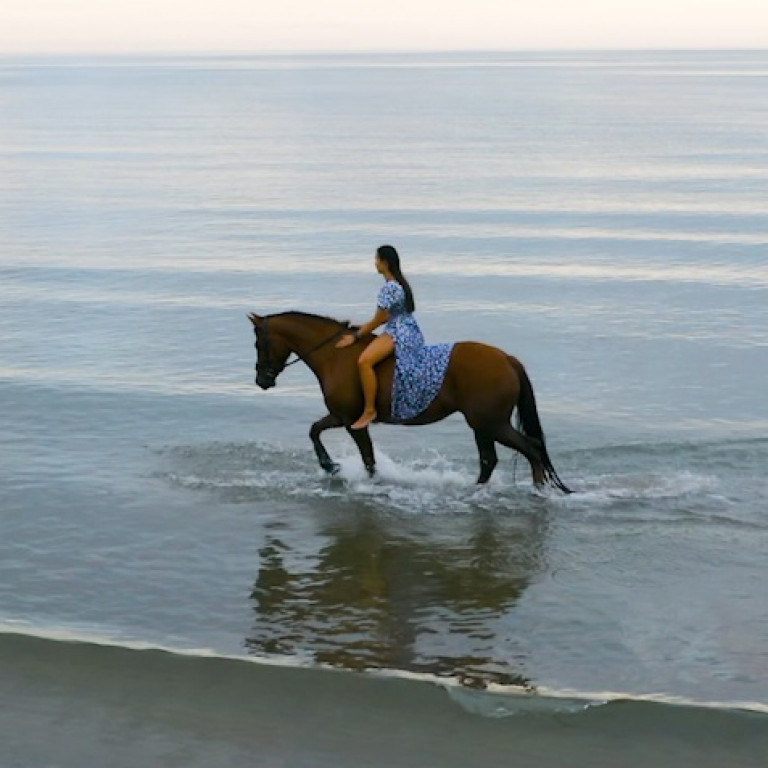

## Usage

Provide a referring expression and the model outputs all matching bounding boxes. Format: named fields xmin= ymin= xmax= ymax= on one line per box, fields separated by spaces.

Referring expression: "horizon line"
xmin=1 ymin=46 xmax=767 ymax=58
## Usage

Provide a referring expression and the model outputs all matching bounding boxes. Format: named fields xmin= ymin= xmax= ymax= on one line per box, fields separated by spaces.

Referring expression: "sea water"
xmin=1 ymin=51 xmax=767 ymax=766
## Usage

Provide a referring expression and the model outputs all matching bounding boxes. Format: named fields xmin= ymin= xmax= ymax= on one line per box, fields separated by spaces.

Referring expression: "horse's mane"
xmin=269 ymin=311 xmax=349 ymax=328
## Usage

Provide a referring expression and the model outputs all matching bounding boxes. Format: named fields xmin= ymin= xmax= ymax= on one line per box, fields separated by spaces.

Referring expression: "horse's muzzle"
xmin=255 ymin=372 xmax=276 ymax=390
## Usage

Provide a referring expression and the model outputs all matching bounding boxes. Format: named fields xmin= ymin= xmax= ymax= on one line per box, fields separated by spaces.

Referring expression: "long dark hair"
xmin=377 ymin=245 xmax=415 ymax=313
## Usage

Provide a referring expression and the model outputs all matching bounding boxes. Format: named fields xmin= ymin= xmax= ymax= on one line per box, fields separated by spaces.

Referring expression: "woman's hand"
xmin=335 ymin=333 xmax=357 ymax=349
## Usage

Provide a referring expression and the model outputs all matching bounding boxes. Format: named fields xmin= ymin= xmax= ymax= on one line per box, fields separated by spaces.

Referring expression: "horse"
xmin=248 ymin=311 xmax=571 ymax=493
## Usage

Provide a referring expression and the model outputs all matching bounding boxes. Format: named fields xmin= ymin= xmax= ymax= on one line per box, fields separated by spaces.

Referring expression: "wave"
xmin=5 ymin=237 xmax=768 ymax=287
xmin=2 ymin=621 xmax=766 ymax=720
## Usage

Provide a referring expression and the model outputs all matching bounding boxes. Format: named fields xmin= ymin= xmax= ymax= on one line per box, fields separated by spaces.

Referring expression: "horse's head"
xmin=248 ymin=313 xmax=292 ymax=390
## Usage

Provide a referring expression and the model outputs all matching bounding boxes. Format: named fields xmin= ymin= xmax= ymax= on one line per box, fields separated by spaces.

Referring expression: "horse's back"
xmin=448 ymin=341 xmax=520 ymax=384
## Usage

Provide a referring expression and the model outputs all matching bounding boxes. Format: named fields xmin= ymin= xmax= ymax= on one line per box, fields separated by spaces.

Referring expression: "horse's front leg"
xmin=345 ymin=425 xmax=376 ymax=477
xmin=310 ymin=413 xmax=344 ymax=475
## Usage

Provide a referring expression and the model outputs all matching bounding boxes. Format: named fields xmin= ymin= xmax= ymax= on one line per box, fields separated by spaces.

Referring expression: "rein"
xmin=260 ymin=317 xmax=350 ymax=374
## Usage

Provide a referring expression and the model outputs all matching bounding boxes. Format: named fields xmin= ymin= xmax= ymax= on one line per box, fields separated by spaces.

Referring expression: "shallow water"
xmin=1 ymin=50 xmax=767 ymax=765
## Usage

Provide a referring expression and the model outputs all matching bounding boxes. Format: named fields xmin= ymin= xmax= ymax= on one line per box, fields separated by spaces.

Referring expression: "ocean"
xmin=1 ymin=50 xmax=767 ymax=766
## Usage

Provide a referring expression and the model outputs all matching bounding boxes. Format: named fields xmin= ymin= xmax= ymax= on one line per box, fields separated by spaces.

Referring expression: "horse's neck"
xmin=278 ymin=315 xmax=341 ymax=366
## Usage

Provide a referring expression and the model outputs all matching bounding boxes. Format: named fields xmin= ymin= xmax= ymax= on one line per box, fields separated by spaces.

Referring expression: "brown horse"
xmin=248 ymin=312 xmax=571 ymax=493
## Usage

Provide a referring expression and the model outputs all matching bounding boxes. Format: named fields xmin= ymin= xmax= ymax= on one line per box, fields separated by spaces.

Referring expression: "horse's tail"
xmin=507 ymin=356 xmax=572 ymax=494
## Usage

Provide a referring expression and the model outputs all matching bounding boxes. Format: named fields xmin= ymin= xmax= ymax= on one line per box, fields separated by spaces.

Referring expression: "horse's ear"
xmin=248 ymin=313 xmax=262 ymax=327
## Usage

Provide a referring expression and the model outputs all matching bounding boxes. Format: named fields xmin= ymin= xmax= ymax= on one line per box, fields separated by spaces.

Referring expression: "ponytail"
xmin=377 ymin=245 xmax=415 ymax=312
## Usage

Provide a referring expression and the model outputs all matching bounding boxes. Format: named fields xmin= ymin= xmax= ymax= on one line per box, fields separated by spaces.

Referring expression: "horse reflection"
xmin=246 ymin=508 xmax=548 ymax=688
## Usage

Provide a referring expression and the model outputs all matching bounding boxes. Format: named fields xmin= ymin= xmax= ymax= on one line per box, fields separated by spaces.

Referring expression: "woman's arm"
xmin=356 ymin=307 xmax=389 ymax=337
xmin=336 ymin=307 xmax=388 ymax=348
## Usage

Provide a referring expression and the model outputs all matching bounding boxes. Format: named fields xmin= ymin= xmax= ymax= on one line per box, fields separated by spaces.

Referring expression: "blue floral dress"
xmin=377 ymin=280 xmax=453 ymax=421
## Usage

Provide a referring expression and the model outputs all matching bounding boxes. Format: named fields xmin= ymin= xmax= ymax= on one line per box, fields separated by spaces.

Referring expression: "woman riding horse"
xmin=249 ymin=247 xmax=570 ymax=492
xmin=336 ymin=245 xmax=451 ymax=430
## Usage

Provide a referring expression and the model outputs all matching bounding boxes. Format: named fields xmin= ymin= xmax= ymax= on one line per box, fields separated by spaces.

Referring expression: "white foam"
xmin=556 ymin=470 xmax=720 ymax=507
xmin=328 ymin=450 xmax=534 ymax=513
xmin=163 ymin=446 xmax=540 ymax=514
xmin=447 ymin=681 xmax=768 ymax=718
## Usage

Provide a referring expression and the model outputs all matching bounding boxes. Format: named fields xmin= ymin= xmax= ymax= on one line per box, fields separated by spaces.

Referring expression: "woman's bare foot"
xmin=351 ymin=410 xmax=376 ymax=430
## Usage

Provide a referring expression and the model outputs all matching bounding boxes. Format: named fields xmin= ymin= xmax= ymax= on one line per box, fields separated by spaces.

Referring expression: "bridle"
xmin=255 ymin=316 xmax=351 ymax=382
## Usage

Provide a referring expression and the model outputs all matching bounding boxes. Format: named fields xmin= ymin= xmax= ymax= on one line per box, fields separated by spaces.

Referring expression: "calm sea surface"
xmin=1 ymin=51 xmax=767 ymax=766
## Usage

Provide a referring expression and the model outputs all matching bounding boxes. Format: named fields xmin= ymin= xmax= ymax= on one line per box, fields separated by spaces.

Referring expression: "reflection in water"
xmin=247 ymin=505 xmax=549 ymax=687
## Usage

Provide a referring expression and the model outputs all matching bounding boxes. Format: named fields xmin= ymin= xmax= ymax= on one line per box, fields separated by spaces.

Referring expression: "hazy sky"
xmin=1 ymin=0 xmax=767 ymax=54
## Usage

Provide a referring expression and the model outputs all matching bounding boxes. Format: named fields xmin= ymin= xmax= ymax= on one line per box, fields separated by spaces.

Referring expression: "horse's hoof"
xmin=365 ymin=465 xmax=376 ymax=478
xmin=322 ymin=462 xmax=341 ymax=476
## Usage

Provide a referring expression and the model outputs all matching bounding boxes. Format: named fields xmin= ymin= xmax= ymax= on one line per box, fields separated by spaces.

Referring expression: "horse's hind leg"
xmin=473 ymin=430 xmax=498 ymax=484
xmin=345 ymin=425 xmax=376 ymax=477
xmin=493 ymin=423 xmax=545 ymax=487
xmin=310 ymin=413 xmax=344 ymax=474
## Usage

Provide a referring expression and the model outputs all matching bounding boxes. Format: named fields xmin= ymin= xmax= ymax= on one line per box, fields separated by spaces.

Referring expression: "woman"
xmin=336 ymin=245 xmax=452 ymax=430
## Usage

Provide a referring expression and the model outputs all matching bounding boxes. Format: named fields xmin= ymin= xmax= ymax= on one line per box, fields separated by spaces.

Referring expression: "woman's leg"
xmin=351 ymin=333 xmax=395 ymax=430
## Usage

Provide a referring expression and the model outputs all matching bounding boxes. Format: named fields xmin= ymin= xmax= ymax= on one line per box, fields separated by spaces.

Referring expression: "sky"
xmin=0 ymin=0 xmax=767 ymax=54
